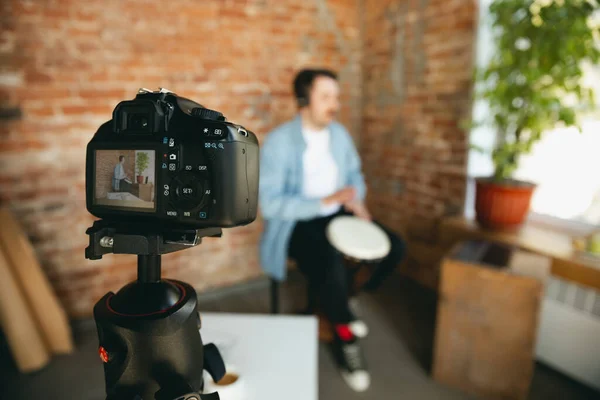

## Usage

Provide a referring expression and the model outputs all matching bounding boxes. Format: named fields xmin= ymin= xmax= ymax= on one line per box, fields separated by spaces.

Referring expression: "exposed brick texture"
xmin=0 ymin=0 xmax=475 ymax=316
xmin=361 ymin=0 xmax=477 ymax=287
xmin=0 ymin=0 xmax=362 ymax=317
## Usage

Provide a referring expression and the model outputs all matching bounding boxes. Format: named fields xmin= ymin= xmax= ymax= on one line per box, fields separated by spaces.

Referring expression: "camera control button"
xmin=172 ymin=173 xmax=205 ymax=211
xmin=181 ymin=185 xmax=195 ymax=199
xmin=199 ymin=212 xmax=207 ymax=219
xmin=166 ymin=210 xmax=178 ymax=217
xmin=168 ymin=163 xmax=177 ymax=172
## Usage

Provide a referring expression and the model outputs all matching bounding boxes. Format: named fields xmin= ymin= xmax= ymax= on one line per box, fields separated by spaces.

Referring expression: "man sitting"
xmin=113 ymin=155 xmax=130 ymax=192
xmin=259 ymin=69 xmax=406 ymax=392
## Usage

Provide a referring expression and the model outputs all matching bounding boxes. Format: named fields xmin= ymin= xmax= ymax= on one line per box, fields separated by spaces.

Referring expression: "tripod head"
xmin=86 ymin=220 xmax=226 ymax=400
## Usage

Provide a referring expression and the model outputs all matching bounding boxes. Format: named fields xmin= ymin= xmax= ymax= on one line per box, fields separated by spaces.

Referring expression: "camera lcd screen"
xmin=94 ymin=150 xmax=156 ymax=212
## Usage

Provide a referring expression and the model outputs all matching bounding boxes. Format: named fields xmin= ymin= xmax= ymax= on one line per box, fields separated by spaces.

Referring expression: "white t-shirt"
xmin=302 ymin=126 xmax=340 ymax=216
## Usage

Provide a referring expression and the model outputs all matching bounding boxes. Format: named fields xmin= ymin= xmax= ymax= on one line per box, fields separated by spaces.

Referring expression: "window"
xmin=467 ymin=0 xmax=600 ymax=228
xmin=514 ymin=118 xmax=600 ymax=226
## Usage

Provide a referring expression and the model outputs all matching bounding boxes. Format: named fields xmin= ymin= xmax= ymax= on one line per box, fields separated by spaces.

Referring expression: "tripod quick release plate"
xmin=85 ymin=219 xmax=222 ymax=260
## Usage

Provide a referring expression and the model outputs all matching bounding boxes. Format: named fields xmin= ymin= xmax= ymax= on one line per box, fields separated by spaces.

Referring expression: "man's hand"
xmin=344 ymin=200 xmax=371 ymax=221
xmin=322 ymin=186 xmax=356 ymax=206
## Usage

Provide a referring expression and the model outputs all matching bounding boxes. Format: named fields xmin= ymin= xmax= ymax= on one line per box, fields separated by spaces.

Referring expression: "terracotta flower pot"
xmin=475 ymin=178 xmax=536 ymax=231
xmin=136 ymin=175 xmax=144 ymax=184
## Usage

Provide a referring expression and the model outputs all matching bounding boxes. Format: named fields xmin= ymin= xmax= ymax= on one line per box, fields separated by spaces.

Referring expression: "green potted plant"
xmin=135 ymin=152 xmax=150 ymax=184
xmin=474 ymin=0 xmax=599 ymax=230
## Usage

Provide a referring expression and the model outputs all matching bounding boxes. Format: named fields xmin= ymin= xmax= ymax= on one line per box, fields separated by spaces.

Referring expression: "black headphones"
xmin=296 ymin=96 xmax=309 ymax=107
xmin=293 ymin=68 xmax=337 ymax=108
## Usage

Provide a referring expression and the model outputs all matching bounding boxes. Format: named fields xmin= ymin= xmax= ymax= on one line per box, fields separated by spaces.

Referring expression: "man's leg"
xmin=121 ymin=179 xmax=131 ymax=193
xmin=288 ymin=216 xmax=371 ymax=392
xmin=363 ymin=223 xmax=406 ymax=291
xmin=288 ymin=217 xmax=354 ymax=325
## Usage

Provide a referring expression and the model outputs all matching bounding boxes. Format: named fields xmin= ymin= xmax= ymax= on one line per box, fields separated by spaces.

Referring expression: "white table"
xmin=200 ymin=313 xmax=318 ymax=400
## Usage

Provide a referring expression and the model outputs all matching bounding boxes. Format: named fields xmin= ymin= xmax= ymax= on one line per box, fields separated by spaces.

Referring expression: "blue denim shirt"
xmin=259 ymin=115 xmax=366 ymax=281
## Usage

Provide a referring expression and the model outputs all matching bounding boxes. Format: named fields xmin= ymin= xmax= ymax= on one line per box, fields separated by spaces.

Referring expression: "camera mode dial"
xmin=191 ymin=107 xmax=224 ymax=121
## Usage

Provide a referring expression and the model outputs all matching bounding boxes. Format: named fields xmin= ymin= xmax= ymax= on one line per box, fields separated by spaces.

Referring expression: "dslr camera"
xmin=86 ymin=88 xmax=259 ymax=228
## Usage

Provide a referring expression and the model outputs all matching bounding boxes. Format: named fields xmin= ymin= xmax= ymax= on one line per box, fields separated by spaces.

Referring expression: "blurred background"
xmin=0 ymin=0 xmax=473 ymax=313
xmin=1 ymin=0 xmax=599 ymax=399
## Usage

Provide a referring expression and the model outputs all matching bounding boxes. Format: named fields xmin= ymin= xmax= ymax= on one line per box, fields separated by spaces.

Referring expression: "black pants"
xmin=288 ymin=209 xmax=405 ymax=325
xmin=116 ymin=179 xmax=131 ymax=193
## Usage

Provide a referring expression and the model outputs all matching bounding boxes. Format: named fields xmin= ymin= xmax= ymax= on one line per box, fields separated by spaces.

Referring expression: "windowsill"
xmin=445 ymin=214 xmax=576 ymax=261
xmin=458 ymin=211 xmax=596 ymax=262
xmin=526 ymin=212 xmax=597 ymax=238
xmin=439 ymin=215 xmax=600 ymax=290
xmin=464 ymin=177 xmax=598 ymax=238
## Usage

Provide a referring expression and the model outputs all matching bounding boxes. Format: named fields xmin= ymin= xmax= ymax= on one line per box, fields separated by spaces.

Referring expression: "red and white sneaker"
xmin=333 ymin=325 xmax=371 ymax=392
xmin=349 ymin=320 xmax=369 ymax=338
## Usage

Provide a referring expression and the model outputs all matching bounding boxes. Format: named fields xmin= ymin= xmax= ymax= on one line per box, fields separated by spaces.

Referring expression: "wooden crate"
xmin=433 ymin=240 xmax=549 ymax=400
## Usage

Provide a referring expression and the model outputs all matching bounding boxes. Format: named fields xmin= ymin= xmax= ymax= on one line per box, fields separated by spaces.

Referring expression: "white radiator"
xmin=535 ymin=277 xmax=600 ymax=391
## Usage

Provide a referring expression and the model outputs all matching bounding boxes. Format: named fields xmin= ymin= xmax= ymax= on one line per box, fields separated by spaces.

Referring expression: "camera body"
xmin=86 ymin=89 xmax=259 ymax=228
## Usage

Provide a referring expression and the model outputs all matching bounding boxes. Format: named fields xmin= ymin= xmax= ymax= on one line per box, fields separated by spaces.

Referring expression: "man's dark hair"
xmin=293 ymin=68 xmax=338 ymax=107
xmin=119 ymin=156 xmax=125 ymax=161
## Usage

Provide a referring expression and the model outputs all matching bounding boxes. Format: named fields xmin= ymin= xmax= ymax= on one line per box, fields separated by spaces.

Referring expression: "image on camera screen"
xmin=94 ymin=150 xmax=156 ymax=212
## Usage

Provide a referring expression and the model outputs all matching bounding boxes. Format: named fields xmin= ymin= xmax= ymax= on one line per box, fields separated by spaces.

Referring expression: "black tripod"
xmin=86 ymin=220 xmax=226 ymax=400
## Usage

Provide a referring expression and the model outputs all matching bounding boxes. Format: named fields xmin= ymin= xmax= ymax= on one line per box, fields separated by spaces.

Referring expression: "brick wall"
xmin=0 ymin=0 xmax=362 ymax=317
xmin=0 ymin=0 xmax=475 ymax=316
xmin=361 ymin=0 xmax=477 ymax=288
